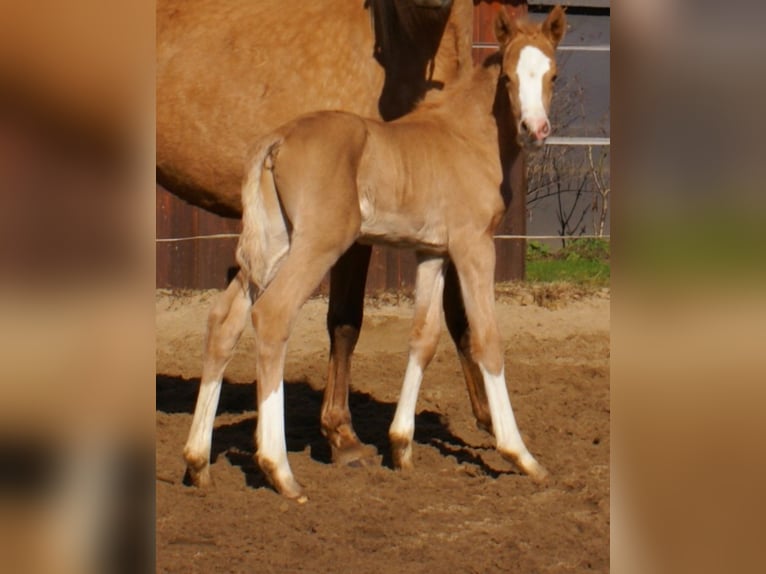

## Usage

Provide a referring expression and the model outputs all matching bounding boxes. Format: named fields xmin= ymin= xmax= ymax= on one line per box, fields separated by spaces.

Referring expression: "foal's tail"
xmin=236 ymin=135 xmax=290 ymax=293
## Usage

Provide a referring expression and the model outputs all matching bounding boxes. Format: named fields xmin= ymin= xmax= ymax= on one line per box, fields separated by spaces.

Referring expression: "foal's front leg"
xmin=389 ymin=255 xmax=447 ymax=469
xmin=451 ymin=237 xmax=548 ymax=481
xmin=443 ymin=262 xmax=494 ymax=434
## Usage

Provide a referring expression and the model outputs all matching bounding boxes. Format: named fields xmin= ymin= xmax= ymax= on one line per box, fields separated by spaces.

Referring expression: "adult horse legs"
xmin=389 ymin=254 xmax=447 ymax=469
xmin=321 ymin=243 xmax=378 ymax=465
xmin=443 ymin=262 xmax=494 ymax=434
xmin=183 ymin=271 xmax=252 ymax=487
xmin=451 ymin=236 xmax=548 ymax=481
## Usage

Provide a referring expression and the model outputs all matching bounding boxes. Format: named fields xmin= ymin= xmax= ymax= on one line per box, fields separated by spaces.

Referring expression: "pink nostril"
xmin=537 ymin=121 xmax=551 ymax=140
xmin=521 ymin=118 xmax=551 ymax=141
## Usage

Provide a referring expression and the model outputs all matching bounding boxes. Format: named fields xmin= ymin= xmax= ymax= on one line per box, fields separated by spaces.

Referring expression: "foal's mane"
xmin=410 ymin=49 xmax=503 ymax=114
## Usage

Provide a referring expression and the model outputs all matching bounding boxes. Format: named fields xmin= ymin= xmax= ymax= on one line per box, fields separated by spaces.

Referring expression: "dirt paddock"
xmin=156 ymin=286 xmax=610 ymax=573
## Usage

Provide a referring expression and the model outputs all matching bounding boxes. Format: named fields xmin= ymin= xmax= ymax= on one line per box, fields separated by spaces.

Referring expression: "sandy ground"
xmin=156 ymin=287 xmax=610 ymax=573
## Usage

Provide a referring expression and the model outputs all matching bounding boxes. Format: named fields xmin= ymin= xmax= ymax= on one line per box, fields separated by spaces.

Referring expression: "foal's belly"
xmin=357 ymin=199 xmax=448 ymax=252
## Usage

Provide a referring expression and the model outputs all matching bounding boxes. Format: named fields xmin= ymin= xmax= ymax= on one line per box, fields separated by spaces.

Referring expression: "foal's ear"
xmin=494 ymin=9 xmax=517 ymax=46
xmin=543 ymin=5 xmax=567 ymax=47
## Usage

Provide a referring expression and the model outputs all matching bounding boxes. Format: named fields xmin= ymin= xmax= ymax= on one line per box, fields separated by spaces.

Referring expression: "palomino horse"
xmin=160 ymin=0 xmax=505 ymax=467
xmin=183 ymin=6 xmax=566 ymax=500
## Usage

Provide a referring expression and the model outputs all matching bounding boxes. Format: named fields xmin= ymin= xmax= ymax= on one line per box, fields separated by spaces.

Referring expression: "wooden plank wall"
xmin=156 ymin=1 xmax=529 ymax=291
xmin=157 ymin=182 xmax=428 ymax=293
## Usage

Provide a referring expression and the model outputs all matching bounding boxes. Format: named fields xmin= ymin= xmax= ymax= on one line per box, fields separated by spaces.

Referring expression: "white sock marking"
xmin=185 ymin=378 xmax=223 ymax=459
xmin=480 ymin=363 xmax=536 ymax=467
xmin=390 ymin=356 xmax=424 ymax=440
xmin=257 ymin=382 xmax=290 ymax=473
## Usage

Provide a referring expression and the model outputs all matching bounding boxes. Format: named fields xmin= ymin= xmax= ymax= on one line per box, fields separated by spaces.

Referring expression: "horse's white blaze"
xmin=480 ymin=363 xmax=537 ymax=467
xmin=390 ymin=356 xmax=424 ymax=440
xmin=257 ymin=382 xmax=290 ymax=473
xmin=184 ymin=378 xmax=223 ymax=459
xmin=515 ymin=45 xmax=551 ymax=125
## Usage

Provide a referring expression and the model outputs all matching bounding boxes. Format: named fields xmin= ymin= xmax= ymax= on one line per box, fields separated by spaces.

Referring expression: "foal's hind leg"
xmin=443 ymin=262 xmax=494 ymax=435
xmin=251 ymin=235 xmax=358 ymax=500
xmin=389 ymin=255 xmax=447 ymax=469
xmin=451 ymin=237 xmax=548 ymax=482
xmin=322 ymin=243 xmax=379 ymax=466
xmin=183 ymin=272 xmax=252 ymax=487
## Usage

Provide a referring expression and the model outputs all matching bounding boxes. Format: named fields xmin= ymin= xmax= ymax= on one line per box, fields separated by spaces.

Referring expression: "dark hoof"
xmin=331 ymin=443 xmax=379 ymax=467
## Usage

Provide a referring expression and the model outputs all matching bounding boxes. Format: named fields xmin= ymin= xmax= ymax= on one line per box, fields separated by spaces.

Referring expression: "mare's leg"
xmin=389 ymin=255 xmax=447 ymax=469
xmin=251 ymin=233 xmax=358 ymax=501
xmin=322 ymin=243 xmax=378 ymax=465
xmin=451 ymin=237 xmax=548 ymax=481
xmin=184 ymin=271 xmax=252 ymax=487
xmin=443 ymin=262 xmax=493 ymax=434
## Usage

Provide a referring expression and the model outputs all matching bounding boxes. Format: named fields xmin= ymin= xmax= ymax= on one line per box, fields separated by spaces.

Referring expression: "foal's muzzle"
xmin=519 ymin=118 xmax=551 ymax=144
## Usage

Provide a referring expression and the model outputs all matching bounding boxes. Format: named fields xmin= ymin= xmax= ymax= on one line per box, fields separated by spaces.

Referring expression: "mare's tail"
xmin=236 ymin=135 xmax=290 ymax=293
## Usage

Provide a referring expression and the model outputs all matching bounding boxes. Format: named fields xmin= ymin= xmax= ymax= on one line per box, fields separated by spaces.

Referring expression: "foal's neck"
xmin=414 ymin=53 xmax=507 ymax=140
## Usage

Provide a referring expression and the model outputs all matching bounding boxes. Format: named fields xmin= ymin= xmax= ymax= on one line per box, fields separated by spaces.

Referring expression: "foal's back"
xmin=263 ymin=93 xmax=505 ymax=253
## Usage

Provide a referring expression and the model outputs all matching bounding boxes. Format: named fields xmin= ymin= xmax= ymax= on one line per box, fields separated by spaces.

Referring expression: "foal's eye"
xmin=551 ymin=74 xmax=559 ymax=83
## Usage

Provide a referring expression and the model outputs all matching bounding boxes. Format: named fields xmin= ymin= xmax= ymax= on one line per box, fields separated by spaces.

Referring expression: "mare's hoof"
xmin=331 ymin=442 xmax=379 ymax=468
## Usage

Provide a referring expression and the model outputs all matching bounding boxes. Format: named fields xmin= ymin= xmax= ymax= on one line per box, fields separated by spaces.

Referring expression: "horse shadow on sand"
xmin=157 ymin=374 xmax=508 ymax=489
xmin=156 ymin=375 xmax=513 ymax=488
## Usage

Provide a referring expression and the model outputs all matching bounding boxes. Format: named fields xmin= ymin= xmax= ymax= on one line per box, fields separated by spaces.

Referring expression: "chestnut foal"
xmin=184 ymin=6 xmax=566 ymax=500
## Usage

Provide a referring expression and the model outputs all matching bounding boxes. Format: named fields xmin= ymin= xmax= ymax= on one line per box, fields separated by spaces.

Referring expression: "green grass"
xmin=622 ymin=209 xmax=765 ymax=283
xmin=525 ymin=238 xmax=610 ymax=286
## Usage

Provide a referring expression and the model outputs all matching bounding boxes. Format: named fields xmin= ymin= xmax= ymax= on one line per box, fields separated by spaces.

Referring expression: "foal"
xmin=184 ymin=6 xmax=566 ymax=500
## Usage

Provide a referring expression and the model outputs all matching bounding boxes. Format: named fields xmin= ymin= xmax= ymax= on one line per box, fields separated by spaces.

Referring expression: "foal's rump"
xmin=237 ymin=111 xmax=370 ymax=291
xmin=269 ymin=111 xmax=370 ymax=220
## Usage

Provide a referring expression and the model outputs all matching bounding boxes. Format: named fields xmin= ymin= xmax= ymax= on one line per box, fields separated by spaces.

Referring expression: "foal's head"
xmin=495 ymin=6 xmax=567 ymax=146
